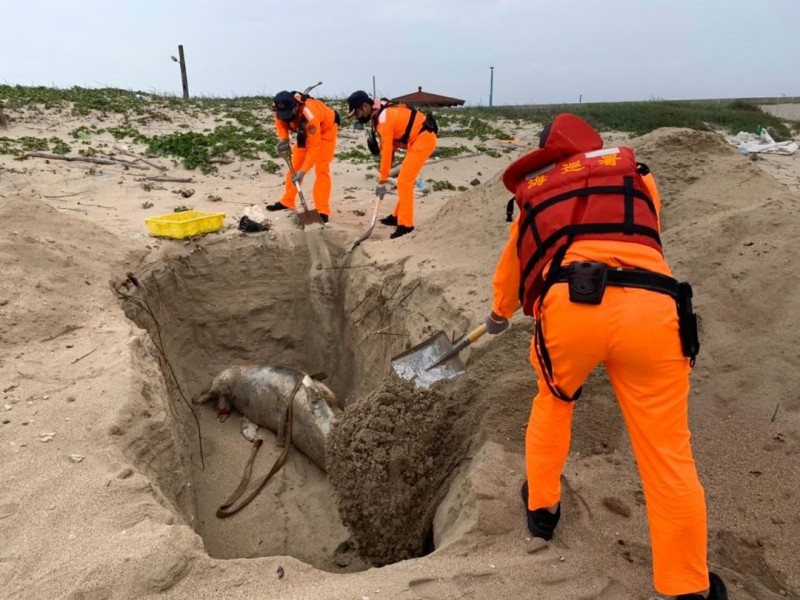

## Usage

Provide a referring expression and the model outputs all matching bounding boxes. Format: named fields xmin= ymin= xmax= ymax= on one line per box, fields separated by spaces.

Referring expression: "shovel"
xmin=348 ymin=194 xmax=382 ymax=252
xmin=391 ymin=308 xmax=520 ymax=388
xmin=390 ymin=329 xmax=467 ymax=389
xmin=282 ymin=150 xmax=323 ymax=228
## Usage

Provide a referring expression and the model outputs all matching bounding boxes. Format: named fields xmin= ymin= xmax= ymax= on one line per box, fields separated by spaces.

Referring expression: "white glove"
xmin=484 ymin=313 xmax=509 ymax=335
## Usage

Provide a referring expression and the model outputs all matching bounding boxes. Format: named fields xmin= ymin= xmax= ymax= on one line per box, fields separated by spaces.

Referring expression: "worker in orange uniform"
xmin=347 ymin=90 xmax=437 ymax=239
xmin=485 ymin=113 xmax=727 ymax=600
xmin=267 ymin=90 xmax=339 ymax=223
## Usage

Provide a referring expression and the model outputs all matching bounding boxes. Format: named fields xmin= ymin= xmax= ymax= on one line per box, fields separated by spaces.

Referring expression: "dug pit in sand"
xmin=327 ymin=374 xmax=477 ymax=565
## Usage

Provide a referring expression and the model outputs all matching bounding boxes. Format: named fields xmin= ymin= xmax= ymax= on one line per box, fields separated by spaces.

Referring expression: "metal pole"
xmin=178 ymin=45 xmax=189 ymax=100
xmin=489 ymin=66 xmax=494 ymax=107
xmin=372 ymin=75 xmax=376 ymax=99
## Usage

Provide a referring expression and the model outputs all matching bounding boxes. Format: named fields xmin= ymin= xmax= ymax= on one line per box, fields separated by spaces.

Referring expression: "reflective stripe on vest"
xmin=375 ymin=103 xmax=418 ymax=145
xmin=515 ymin=147 xmax=663 ymax=315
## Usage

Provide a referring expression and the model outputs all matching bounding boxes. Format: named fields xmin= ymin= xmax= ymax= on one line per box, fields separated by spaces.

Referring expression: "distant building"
xmin=390 ymin=86 xmax=465 ymax=108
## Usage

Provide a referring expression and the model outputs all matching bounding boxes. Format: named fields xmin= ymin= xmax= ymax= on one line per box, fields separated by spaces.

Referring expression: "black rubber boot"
xmin=390 ymin=225 xmax=414 ymax=239
xmin=320 ymin=213 xmax=329 ymax=223
xmin=266 ymin=201 xmax=290 ymax=211
xmin=521 ymin=481 xmax=560 ymax=540
xmin=676 ymin=572 xmax=728 ymax=599
xmin=379 ymin=214 xmax=398 ymax=227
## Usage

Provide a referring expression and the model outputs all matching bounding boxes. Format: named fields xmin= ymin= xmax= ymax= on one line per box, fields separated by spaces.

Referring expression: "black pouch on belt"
xmin=677 ymin=282 xmax=700 ymax=365
xmin=567 ymin=262 xmax=608 ymax=304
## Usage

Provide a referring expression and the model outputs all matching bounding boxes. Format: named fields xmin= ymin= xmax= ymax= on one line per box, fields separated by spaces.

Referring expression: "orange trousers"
xmin=392 ymin=131 xmax=436 ymax=227
xmin=526 ymin=283 xmax=708 ymax=596
xmin=279 ymin=136 xmax=337 ymax=216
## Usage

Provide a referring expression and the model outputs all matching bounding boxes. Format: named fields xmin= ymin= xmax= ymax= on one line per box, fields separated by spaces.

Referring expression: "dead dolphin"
xmin=194 ymin=365 xmax=340 ymax=471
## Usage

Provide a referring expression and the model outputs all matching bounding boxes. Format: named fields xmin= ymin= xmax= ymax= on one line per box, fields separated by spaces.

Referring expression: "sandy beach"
xmin=1 ymin=97 xmax=799 ymax=600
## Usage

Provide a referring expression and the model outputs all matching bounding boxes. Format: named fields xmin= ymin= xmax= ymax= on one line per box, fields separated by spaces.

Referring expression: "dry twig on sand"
xmin=112 ymin=145 xmax=168 ymax=171
xmin=135 ymin=175 xmax=195 ymax=183
xmin=26 ymin=152 xmax=150 ymax=170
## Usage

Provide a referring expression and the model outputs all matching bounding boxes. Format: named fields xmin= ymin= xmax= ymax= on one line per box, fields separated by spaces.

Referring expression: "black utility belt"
xmin=555 ymin=263 xmax=679 ymax=303
xmin=554 ymin=262 xmax=699 ymax=364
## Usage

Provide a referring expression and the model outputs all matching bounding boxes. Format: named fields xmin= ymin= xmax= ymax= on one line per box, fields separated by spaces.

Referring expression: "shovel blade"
xmin=297 ymin=208 xmax=324 ymax=228
xmin=391 ymin=331 xmax=466 ymax=389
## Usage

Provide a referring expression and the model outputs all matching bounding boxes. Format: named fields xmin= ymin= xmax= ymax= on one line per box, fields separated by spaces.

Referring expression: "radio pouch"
xmin=677 ymin=282 xmax=700 ymax=365
xmin=567 ymin=262 xmax=608 ymax=304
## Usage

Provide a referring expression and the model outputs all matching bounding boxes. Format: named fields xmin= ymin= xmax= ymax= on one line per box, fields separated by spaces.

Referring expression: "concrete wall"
xmin=759 ymin=103 xmax=800 ymax=120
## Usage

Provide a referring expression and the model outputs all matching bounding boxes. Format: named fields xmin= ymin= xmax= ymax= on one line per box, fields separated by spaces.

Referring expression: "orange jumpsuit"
xmin=275 ymin=97 xmax=338 ymax=216
xmin=492 ymin=174 xmax=709 ymax=596
xmin=375 ymin=104 xmax=437 ymax=227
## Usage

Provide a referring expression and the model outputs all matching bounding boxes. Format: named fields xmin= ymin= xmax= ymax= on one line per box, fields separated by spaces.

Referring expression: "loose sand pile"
xmin=327 ymin=375 xmax=475 ymax=565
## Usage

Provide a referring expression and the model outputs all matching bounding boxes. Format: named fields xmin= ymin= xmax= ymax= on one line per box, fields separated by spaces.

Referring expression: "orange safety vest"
xmin=514 ymin=146 xmax=663 ymax=315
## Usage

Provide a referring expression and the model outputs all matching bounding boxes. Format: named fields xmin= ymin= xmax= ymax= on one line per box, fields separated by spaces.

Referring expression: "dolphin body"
xmin=194 ymin=365 xmax=340 ymax=471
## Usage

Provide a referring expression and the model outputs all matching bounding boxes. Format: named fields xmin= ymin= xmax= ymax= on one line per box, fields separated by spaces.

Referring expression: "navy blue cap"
xmin=274 ymin=90 xmax=297 ymax=122
xmin=347 ymin=90 xmax=372 ymax=115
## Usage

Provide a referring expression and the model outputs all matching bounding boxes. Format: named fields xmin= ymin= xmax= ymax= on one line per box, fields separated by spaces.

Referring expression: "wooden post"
xmin=178 ymin=45 xmax=189 ymax=100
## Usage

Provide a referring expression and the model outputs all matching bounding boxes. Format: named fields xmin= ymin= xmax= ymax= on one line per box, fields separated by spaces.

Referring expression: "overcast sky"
xmin=2 ymin=0 xmax=798 ymax=106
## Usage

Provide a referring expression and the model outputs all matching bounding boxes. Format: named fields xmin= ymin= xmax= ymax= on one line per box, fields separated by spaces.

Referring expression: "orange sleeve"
xmin=299 ymin=104 xmax=322 ymax=173
xmin=376 ymin=109 xmax=395 ymax=182
xmin=275 ymin=118 xmax=290 ymax=141
xmin=641 ymin=171 xmax=662 ymax=229
xmin=491 ymin=216 xmax=522 ymax=318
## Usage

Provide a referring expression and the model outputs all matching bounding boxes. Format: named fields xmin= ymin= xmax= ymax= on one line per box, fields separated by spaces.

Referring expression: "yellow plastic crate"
xmin=145 ymin=210 xmax=225 ymax=239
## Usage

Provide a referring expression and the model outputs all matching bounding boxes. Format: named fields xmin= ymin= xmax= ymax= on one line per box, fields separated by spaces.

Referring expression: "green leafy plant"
xmin=431 ymin=179 xmax=456 ymax=191
xmin=260 ymin=160 xmax=280 ymax=174
xmin=70 ymin=126 xmax=92 ymax=139
xmin=434 ymin=145 xmax=472 ymax=159
xmin=49 ymin=137 xmax=71 ymax=154
xmin=141 ymin=201 xmax=154 ymax=209
xmin=475 ymin=145 xmax=501 ymax=158
xmin=173 ymin=205 xmax=192 ymax=212
xmin=336 ymin=148 xmax=375 ymax=163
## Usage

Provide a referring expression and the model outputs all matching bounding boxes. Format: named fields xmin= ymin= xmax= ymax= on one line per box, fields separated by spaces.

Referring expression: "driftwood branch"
xmin=42 ymin=190 xmax=89 ymax=199
xmin=76 ymin=202 xmax=117 ymax=210
xmin=135 ymin=176 xmax=195 ymax=183
xmin=26 ymin=152 xmax=150 ymax=170
xmin=112 ymin=145 xmax=167 ymax=170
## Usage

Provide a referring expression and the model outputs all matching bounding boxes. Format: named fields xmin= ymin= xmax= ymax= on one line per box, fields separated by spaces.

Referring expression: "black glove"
xmin=275 ymin=139 xmax=290 ymax=154
xmin=484 ymin=313 xmax=509 ymax=335
xmin=375 ymin=184 xmax=387 ymax=200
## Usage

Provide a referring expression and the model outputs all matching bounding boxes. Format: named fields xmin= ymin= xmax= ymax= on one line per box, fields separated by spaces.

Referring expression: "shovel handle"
xmin=465 ymin=322 xmax=488 ymax=344
xmin=449 ymin=322 xmax=487 ymax=355
xmin=283 ymin=150 xmax=312 ymax=212
xmin=368 ymin=195 xmax=382 ymax=227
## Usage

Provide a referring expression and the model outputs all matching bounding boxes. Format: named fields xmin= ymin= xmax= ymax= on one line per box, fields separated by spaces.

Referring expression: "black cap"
xmin=274 ymin=90 xmax=297 ymax=122
xmin=347 ymin=90 xmax=372 ymax=115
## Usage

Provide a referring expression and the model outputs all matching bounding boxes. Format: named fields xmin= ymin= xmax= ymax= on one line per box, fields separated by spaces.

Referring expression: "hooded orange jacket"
xmin=275 ymin=96 xmax=338 ymax=173
xmin=374 ymin=103 xmax=429 ymax=181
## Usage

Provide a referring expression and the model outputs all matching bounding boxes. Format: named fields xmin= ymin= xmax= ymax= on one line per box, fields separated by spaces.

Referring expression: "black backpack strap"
xmin=399 ymin=107 xmax=418 ymax=145
xmin=532 ymin=239 xmax=583 ymax=402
